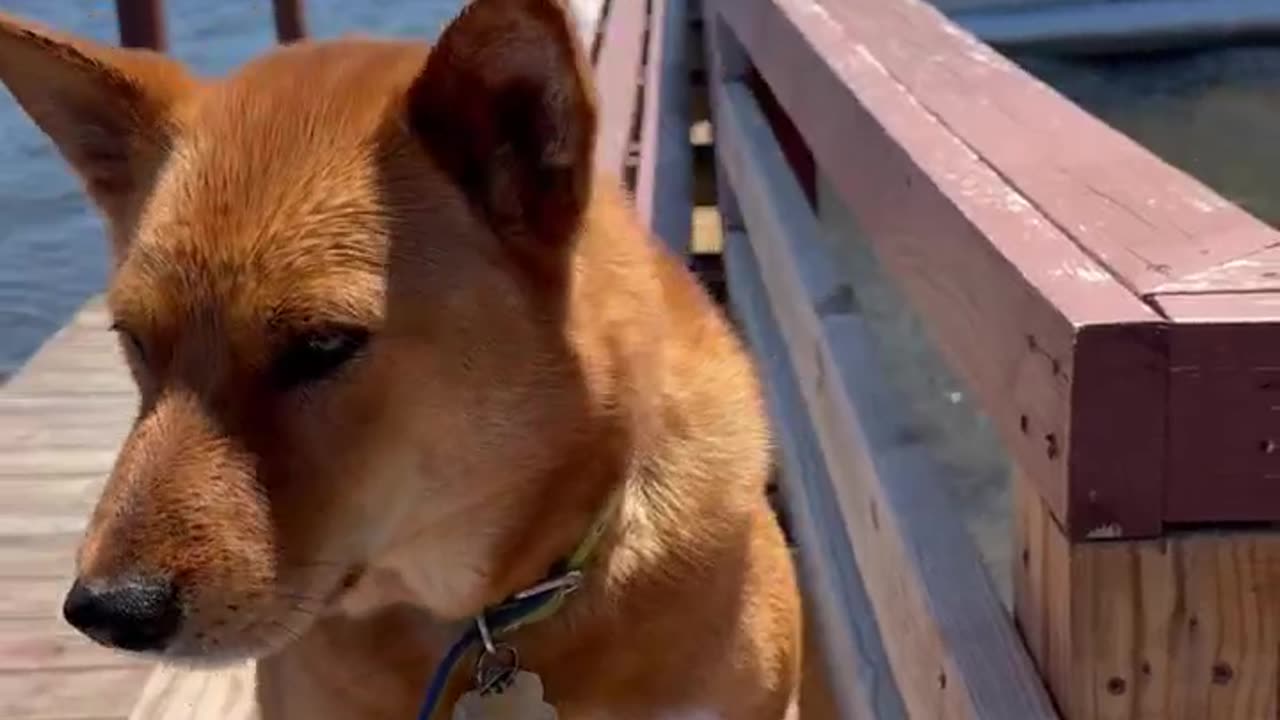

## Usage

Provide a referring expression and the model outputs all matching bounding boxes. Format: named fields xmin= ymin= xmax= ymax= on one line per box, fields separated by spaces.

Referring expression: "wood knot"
xmin=1212 ymin=662 xmax=1233 ymax=685
xmin=1045 ymin=433 xmax=1060 ymax=460
xmin=1106 ymin=677 xmax=1126 ymax=695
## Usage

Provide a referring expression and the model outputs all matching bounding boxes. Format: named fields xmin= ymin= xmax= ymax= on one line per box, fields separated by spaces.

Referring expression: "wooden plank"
xmin=0 ymin=667 xmax=149 ymax=719
xmin=1153 ymin=246 xmax=1280 ymax=296
xmin=0 ymin=477 xmax=105 ymax=516
xmin=0 ymin=623 xmax=136 ymax=672
xmin=0 ymin=531 xmax=81 ymax=578
xmin=808 ymin=0 xmax=1280 ymax=296
xmin=0 ymin=425 xmax=129 ymax=452
xmin=710 ymin=0 xmax=1166 ymax=539
xmin=3 ymin=370 xmax=137 ymax=395
xmin=128 ymin=665 xmax=259 ymax=720
xmin=712 ymin=77 xmax=1055 ymax=717
xmin=592 ymin=0 xmax=649 ymax=178
xmin=1014 ymin=476 xmax=1280 ymax=719
xmin=0 ymin=448 xmax=120 ymax=477
xmin=635 ymin=0 xmax=694 ymax=255
xmin=0 ymin=298 xmax=150 ymax=720
xmin=1146 ymin=303 xmax=1280 ymax=524
xmin=0 ymin=577 xmax=68 ymax=619
xmin=724 ymin=231 xmax=907 ymax=720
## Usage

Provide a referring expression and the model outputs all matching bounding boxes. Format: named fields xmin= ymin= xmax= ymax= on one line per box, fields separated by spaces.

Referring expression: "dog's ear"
xmin=407 ymin=0 xmax=597 ymax=258
xmin=0 ymin=13 xmax=194 ymax=235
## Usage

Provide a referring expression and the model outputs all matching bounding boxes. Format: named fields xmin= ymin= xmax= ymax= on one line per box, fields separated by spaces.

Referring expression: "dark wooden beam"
xmin=273 ymin=0 xmax=307 ymax=44
xmin=114 ymin=0 xmax=166 ymax=51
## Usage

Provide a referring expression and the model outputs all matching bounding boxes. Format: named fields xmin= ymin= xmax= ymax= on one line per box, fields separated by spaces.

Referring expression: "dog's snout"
xmin=62 ymin=577 xmax=182 ymax=652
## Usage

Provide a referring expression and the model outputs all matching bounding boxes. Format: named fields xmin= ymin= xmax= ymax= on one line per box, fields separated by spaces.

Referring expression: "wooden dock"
xmin=0 ymin=298 xmax=152 ymax=719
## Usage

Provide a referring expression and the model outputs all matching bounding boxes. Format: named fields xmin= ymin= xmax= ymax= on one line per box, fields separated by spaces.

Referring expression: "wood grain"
xmin=725 ymin=231 xmax=908 ymax=720
xmin=812 ymin=0 xmax=1280 ymax=295
xmin=0 ymin=298 xmax=147 ymax=719
xmin=128 ymin=665 xmax=260 ymax=720
xmin=713 ymin=76 xmax=1055 ymax=717
xmin=710 ymin=0 xmax=1165 ymax=538
xmin=1015 ymin=476 xmax=1280 ymax=719
xmin=0 ymin=668 xmax=151 ymax=719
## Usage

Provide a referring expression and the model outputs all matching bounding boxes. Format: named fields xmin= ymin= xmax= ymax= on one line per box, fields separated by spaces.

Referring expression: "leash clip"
xmin=512 ymin=570 xmax=583 ymax=601
xmin=474 ymin=615 xmax=520 ymax=695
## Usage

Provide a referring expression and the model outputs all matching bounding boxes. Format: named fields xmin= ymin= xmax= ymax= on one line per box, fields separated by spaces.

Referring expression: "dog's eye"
xmin=273 ymin=326 xmax=370 ymax=388
xmin=110 ymin=322 xmax=146 ymax=362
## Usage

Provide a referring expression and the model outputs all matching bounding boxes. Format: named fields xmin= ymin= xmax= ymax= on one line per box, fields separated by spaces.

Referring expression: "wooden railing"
xmin=113 ymin=0 xmax=306 ymax=49
xmin=704 ymin=0 xmax=1280 ymax=717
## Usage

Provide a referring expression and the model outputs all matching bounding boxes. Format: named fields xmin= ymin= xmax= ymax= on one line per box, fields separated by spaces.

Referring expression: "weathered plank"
xmin=0 ymin=531 xmax=82 ymax=578
xmin=592 ymin=0 xmax=648 ymax=179
xmin=635 ymin=0 xmax=694 ymax=255
xmin=0 ymin=622 xmax=138 ymax=672
xmin=0 ymin=577 xmax=68 ymax=619
xmin=1014 ymin=476 xmax=1280 ymax=720
xmin=712 ymin=74 xmax=1055 ymax=717
xmin=0 ymin=667 xmax=150 ymax=719
xmin=710 ymin=0 xmax=1165 ymax=539
xmin=128 ymin=665 xmax=259 ymax=720
xmin=726 ymin=231 xmax=908 ymax=720
xmin=1152 ymin=306 xmax=1280 ymax=523
xmin=0 ymin=298 xmax=145 ymax=720
xmin=0 ymin=448 xmax=122 ymax=478
xmin=810 ymin=0 xmax=1280 ymax=295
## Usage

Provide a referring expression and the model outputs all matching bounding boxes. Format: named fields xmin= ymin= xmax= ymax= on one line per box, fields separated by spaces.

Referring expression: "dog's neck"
xmin=342 ymin=427 xmax=641 ymax=623
xmin=343 ymin=189 xmax=670 ymax=623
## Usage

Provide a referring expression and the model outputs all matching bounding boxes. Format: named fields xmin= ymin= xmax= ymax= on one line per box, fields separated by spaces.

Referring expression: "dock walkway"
xmin=0 ymin=297 xmax=150 ymax=719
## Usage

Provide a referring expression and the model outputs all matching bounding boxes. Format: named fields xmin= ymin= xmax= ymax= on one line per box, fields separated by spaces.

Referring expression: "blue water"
xmin=0 ymin=0 xmax=464 ymax=379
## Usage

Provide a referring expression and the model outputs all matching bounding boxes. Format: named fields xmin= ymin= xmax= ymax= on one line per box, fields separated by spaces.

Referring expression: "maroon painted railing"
xmin=113 ymin=0 xmax=305 ymax=49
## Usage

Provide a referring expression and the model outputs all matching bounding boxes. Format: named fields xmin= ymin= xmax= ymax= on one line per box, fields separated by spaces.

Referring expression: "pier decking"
xmin=0 ymin=298 xmax=150 ymax=719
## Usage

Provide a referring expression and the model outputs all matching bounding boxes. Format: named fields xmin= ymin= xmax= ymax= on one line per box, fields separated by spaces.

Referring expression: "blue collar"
xmin=414 ymin=487 xmax=623 ymax=719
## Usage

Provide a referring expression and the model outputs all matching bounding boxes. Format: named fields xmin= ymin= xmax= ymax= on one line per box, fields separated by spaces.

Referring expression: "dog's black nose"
xmin=62 ymin=578 xmax=181 ymax=652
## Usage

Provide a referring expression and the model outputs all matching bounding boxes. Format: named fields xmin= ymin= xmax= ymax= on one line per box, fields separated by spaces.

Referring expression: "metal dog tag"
xmin=452 ymin=671 xmax=557 ymax=720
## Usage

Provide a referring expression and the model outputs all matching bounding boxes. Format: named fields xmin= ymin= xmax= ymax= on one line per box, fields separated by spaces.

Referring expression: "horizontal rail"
xmin=592 ymin=0 xmax=648 ymax=180
xmin=635 ymin=0 xmax=694 ymax=255
xmin=712 ymin=65 xmax=1057 ymax=717
xmin=724 ymin=231 xmax=906 ymax=720
xmin=709 ymin=0 xmax=1280 ymax=534
xmin=709 ymin=0 xmax=1167 ymax=538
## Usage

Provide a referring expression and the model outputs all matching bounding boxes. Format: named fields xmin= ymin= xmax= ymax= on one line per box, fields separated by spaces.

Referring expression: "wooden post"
xmin=272 ymin=0 xmax=307 ymax=44
xmin=1014 ymin=477 xmax=1280 ymax=719
xmin=114 ymin=0 xmax=166 ymax=51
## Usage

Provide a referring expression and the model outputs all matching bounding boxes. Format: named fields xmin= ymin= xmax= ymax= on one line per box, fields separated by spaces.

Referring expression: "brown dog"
xmin=0 ymin=0 xmax=801 ymax=716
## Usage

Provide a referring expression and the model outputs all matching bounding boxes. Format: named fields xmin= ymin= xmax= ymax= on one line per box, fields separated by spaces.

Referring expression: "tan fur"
xmin=0 ymin=0 xmax=800 ymax=716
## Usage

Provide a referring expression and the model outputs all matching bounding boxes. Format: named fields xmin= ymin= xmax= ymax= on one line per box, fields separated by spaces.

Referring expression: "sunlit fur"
xmin=0 ymin=0 xmax=801 ymax=716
